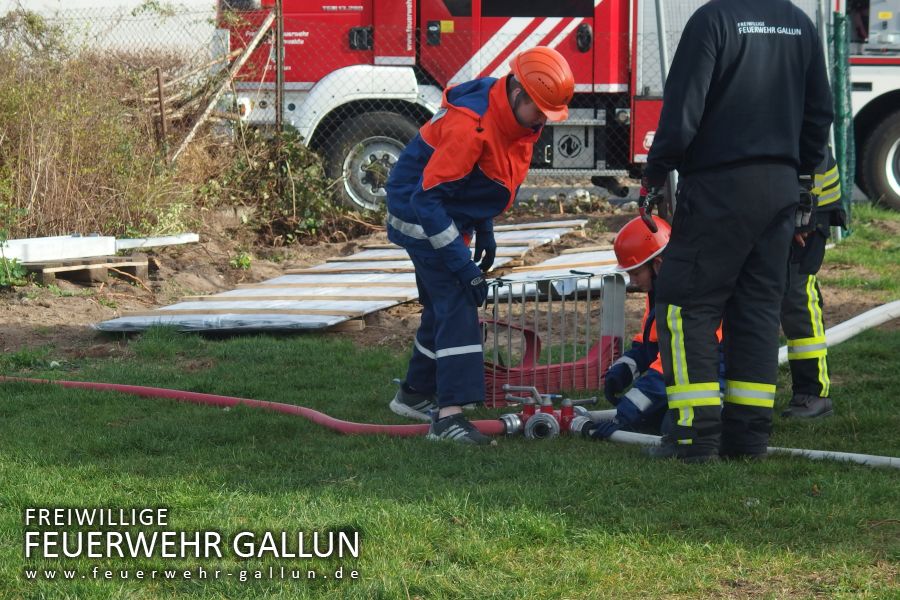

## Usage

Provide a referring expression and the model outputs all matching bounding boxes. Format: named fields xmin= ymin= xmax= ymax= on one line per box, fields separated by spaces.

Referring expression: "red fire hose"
xmin=0 ymin=376 xmax=506 ymax=437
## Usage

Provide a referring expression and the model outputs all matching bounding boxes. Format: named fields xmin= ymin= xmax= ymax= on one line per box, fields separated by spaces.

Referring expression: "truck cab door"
xmin=479 ymin=1 xmax=597 ymax=170
xmin=419 ymin=0 xmax=475 ymax=87
xmin=419 ymin=1 xmax=594 ymax=87
xmin=474 ymin=1 xmax=594 ymax=85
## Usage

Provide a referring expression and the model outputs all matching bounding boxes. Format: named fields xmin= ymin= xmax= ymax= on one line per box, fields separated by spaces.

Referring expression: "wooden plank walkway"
xmin=95 ymin=220 xmax=588 ymax=332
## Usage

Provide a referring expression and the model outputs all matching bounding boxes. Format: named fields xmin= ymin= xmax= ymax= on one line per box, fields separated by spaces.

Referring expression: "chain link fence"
xmin=1 ymin=1 xmax=854 ymax=227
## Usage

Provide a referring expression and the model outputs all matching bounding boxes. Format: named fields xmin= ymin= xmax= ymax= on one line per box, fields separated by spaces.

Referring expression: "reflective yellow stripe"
xmin=789 ymin=349 xmax=827 ymax=360
xmin=814 ymin=164 xmax=841 ymax=205
xmin=787 ymin=335 xmax=827 ymax=347
xmin=668 ymin=397 xmax=722 ymax=409
xmin=724 ymin=380 xmax=776 ymax=393
xmin=725 ymin=379 xmax=775 ymax=408
xmin=806 ymin=276 xmax=825 ymax=339
xmin=676 ymin=407 xmax=694 ymax=444
xmin=788 ymin=335 xmax=828 ymax=360
xmin=676 ymin=406 xmax=693 ymax=427
xmin=819 ymin=355 xmax=831 ymax=397
xmin=667 ymin=305 xmax=689 ymax=385
xmin=817 ymin=186 xmax=841 ymax=206
xmin=668 ymin=382 xmax=721 ymax=394
xmin=725 ymin=396 xmax=776 ymax=408
xmin=814 ymin=167 xmax=839 ymax=189
xmin=667 ymin=382 xmax=721 ymax=409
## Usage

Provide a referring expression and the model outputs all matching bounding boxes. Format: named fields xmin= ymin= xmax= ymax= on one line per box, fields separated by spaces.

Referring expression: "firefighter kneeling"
xmin=582 ymin=216 xmax=724 ymax=448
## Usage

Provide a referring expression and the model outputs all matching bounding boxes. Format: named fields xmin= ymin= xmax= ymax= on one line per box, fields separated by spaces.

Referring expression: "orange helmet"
xmin=613 ymin=216 xmax=671 ymax=271
xmin=508 ymin=46 xmax=574 ymax=121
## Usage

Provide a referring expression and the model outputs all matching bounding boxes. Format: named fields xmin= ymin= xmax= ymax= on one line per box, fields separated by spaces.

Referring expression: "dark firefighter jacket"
xmin=645 ymin=0 xmax=834 ymax=183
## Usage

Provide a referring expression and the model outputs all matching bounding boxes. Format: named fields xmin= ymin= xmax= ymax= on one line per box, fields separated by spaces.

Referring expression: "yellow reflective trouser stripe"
xmin=807 ymin=276 xmax=825 ymax=339
xmin=787 ymin=335 xmax=827 ymax=359
xmin=725 ymin=380 xmax=776 ymax=408
xmin=675 ymin=407 xmax=694 ymax=445
xmin=819 ymin=355 xmax=831 ymax=397
xmin=667 ymin=305 xmax=689 ymax=386
xmin=667 ymin=383 xmax=719 ymax=445
xmin=806 ymin=275 xmax=831 ymax=396
xmin=667 ymin=383 xmax=722 ymax=409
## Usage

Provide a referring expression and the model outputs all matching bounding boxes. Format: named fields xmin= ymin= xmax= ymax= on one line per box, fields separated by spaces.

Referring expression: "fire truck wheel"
xmin=325 ymin=111 xmax=420 ymax=211
xmin=860 ymin=109 xmax=900 ymax=211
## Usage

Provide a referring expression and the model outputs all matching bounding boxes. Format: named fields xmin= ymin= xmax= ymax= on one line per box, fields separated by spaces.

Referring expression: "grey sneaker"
xmin=389 ymin=383 xmax=437 ymax=422
xmin=781 ymin=394 xmax=833 ymax=419
xmin=426 ymin=413 xmax=497 ymax=446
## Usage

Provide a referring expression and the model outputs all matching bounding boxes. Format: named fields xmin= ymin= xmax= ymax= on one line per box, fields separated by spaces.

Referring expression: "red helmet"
xmin=508 ymin=46 xmax=574 ymax=121
xmin=613 ymin=216 xmax=671 ymax=271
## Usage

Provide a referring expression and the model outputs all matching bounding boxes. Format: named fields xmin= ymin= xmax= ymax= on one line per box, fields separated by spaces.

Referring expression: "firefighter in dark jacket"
xmin=385 ymin=47 xmax=574 ymax=444
xmin=781 ymin=148 xmax=846 ymax=419
xmin=642 ymin=0 xmax=834 ymax=461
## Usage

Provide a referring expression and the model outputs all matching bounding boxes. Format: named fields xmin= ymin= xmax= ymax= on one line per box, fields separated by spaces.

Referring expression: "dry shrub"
xmin=0 ymin=9 xmax=194 ymax=238
xmin=0 ymin=8 xmax=377 ymax=245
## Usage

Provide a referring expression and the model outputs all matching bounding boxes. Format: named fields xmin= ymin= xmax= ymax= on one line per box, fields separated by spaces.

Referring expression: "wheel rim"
xmin=340 ymin=136 xmax=405 ymax=211
xmin=887 ymin=137 xmax=900 ymax=198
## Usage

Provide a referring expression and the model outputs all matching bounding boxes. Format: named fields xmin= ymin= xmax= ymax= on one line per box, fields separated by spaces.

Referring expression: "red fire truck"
xmin=217 ymin=1 xmax=900 ymax=211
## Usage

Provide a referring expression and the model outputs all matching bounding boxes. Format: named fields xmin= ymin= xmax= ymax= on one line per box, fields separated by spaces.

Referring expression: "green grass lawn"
xmin=0 ymin=323 xmax=898 ymax=599
xmin=0 ymin=201 xmax=897 ymax=599
xmin=818 ymin=203 xmax=900 ymax=299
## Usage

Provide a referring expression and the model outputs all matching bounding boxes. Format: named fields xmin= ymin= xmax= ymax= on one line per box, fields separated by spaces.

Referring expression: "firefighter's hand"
xmin=795 ymin=175 xmax=816 ymax=237
xmin=638 ymin=175 xmax=664 ymax=232
xmin=603 ymin=361 xmax=634 ymax=406
xmin=793 ymin=231 xmax=810 ymax=247
xmin=455 ymin=261 xmax=488 ymax=307
xmin=582 ymin=418 xmax=621 ymax=440
xmin=473 ymin=229 xmax=497 ymax=272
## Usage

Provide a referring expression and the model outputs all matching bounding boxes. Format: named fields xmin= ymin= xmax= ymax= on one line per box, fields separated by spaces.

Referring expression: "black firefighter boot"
xmin=781 ymin=394 xmax=834 ymax=418
xmin=645 ymin=406 xmax=721 ymax=463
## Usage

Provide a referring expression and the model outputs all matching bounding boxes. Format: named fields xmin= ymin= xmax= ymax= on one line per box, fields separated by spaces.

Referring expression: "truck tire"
xmin=860 ymin=110 xmax=900 ymax=211
xmin=325 ymin=111 xmax=420 ymax=212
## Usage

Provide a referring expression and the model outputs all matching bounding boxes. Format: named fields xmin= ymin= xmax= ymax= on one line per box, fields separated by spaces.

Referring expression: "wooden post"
xmin=156 ymin=67 xmax=169 ymax=162
xmin=171 ymin=11 xmax=276 ymax=164
xmin=274 ymin=0 xmax=285 ymax=199
xmin=275 ymin=0 xmax=284 ymax=136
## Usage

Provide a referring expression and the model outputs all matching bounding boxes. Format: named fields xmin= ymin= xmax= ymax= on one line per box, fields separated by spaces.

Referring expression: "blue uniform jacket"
xmin=385 ymin=76 xmax=540 ymax=273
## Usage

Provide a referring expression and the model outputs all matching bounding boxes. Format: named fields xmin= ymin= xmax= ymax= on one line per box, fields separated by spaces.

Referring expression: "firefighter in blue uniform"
xmin=781 ymin=149 xmax=846 ymax=418
xmin=643 ymin=0 xmax=834 ymax=461
xmin=583 ymin=216 xmax=673 ymax=439
xmin=385 ymin=47 xmax=575 ymax=444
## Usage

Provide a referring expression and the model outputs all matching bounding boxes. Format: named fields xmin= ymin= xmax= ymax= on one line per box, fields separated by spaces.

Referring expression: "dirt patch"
xmin=0 ymin=209 xmax=380 ymax=360
xmin=873 ymin=218 xmax=900 ymax=238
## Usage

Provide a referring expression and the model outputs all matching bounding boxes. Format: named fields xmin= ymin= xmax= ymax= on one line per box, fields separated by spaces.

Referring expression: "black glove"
xmin=473 ymin=228 xmax=496 ymax=273
xmin=796 ymin=175 xmax=816 ymax=234
xmin=582 ymin=418 xmax=621 ymax=440
xmin=455 ymin=261 xmax=488 ymax=307
xmin=639 ymin=175 xmax=665 ymax=233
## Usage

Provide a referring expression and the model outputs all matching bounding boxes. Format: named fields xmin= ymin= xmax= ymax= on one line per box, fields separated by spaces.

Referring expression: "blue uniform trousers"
xmin=405 ymin=253 xmax=486 ymax=408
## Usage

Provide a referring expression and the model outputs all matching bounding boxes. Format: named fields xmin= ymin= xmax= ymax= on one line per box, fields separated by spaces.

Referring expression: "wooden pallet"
xmin=24 ymin=254 xmax=149 ymax=285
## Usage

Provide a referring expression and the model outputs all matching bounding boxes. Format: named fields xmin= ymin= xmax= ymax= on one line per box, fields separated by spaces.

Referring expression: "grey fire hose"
xmin=595 ymin=430 xmax=900 ymax=469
